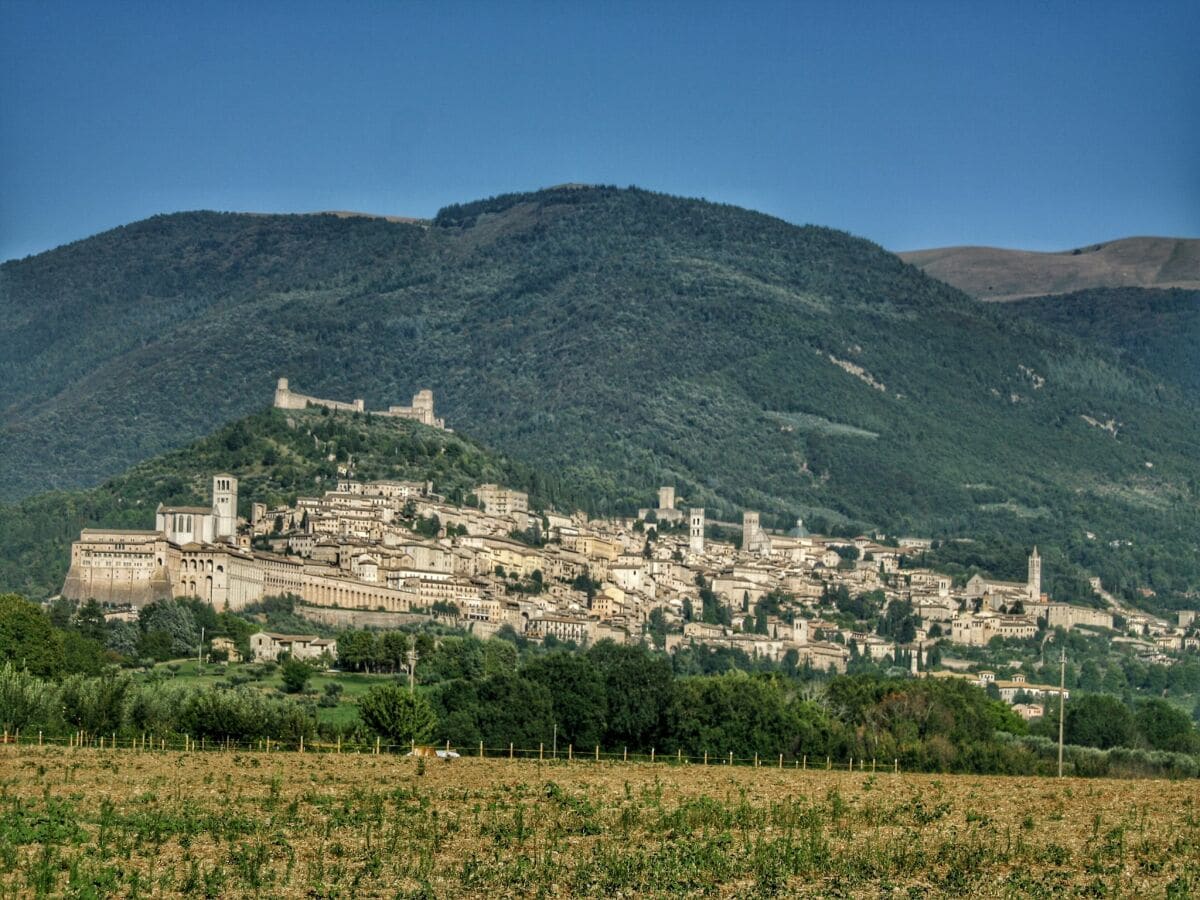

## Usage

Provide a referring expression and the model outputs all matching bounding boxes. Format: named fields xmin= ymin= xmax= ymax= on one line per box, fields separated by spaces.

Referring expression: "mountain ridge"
xmin=899 ymin=236 xmax=1200 ymax=301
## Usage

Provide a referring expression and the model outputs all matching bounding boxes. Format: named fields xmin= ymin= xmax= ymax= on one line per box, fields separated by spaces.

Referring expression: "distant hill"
xmin=2 ymin=186 xmax=1199 ymax=604
xmin=900 ymin=237 xmax=1200 ymax=301
xmin=1000 ymin=287 xmax=1200 ymax=395
xmin=0 ymin=406 xmax=540 ymax=599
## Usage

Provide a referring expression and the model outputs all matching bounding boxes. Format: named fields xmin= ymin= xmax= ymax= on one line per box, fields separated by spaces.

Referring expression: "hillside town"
xmin=62 ymin=457 xmax=1200 ymax=715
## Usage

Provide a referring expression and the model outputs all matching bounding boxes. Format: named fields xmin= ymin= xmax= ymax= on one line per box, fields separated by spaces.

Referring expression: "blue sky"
xmin=2 ymin=0 xmax=1197 ymax=261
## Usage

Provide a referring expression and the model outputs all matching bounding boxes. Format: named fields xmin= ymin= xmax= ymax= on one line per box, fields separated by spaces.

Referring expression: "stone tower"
xmin=657 ymin=486 xmax=675 ymax=511
xmin=411 ymin=389 xmax=436 ymax=425
xmin=213 ymin=474 xmax=238 ymax=542
xmin=742 ymin=511 xmax=761 ymax=553
xmin=689 ymin=508 xmax=705 ymax=555
xmin=1027 ymin=546 xmax=1042 ymax=601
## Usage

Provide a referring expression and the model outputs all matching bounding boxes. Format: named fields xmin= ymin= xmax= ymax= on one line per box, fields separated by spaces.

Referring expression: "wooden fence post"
xmin=595 ymin=745 xmax=599 ymax=762
xmin=677 ymin=748 xmax=682 ymax=764
xmin=299 ymin=735 xmax=304 ymax=753
xmin=480 ymin=740 xmax=484 ymax=759
xmin=729 ymin=750 xmax=733 ymax=766
xmin=778 ymin=754 xmax=783 ymax=769
xmin=651 ymin=748 xmax=655 ymax=763
xmin=567 ymin=744 xmax=572 ymax=761
xmin=539 ymin=743 xmax=544 ymax=761
xmin=337 ymin=735 xmax=341 ymax=754
xmin=623 ymin=747 xmax=628 ymax=763
xmin=510 ymin=743 xmax=514 ymax=760
xmin=703 ymin=751 xmax=708 ymax=766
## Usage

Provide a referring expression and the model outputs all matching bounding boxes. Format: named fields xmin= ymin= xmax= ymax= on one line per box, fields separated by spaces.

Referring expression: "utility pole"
xmin=406 ymin=638 xmax=418 ymax=694
xmin=1057 ymin=646 xmax=1066 ymax=778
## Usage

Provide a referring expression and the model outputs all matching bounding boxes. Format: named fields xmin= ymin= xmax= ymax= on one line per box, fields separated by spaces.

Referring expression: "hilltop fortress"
xmin=273 ymin=378 xmax=446 ymax=430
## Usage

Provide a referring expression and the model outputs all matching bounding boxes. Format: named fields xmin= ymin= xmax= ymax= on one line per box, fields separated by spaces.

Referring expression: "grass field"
xmin=1 ymin=747 xmax=1198 ymax=897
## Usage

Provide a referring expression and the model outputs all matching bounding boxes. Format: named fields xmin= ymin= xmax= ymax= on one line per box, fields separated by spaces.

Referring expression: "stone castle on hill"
xmin=273 ymin=378 xmax=447 ymax=430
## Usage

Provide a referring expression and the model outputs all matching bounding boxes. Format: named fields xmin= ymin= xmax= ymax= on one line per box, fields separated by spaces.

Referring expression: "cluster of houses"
xmin=62 ymin=461 xmax=1200 ymax=709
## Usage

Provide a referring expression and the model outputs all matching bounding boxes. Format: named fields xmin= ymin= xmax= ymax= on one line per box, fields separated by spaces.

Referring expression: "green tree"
xmin=105 ymin=620 xmax=139 ymax=657
xmin=473 ymin=673 xmax=554 ymax=749
xmin=586 ymin=641 xmax=672 ymax=750
xmin=358 ymin=683 xmax=437 ymax=747
xmin=0 ymin=663 xmax=61 ymax=733
xmin=59 ymin=671 xmax=134 ymax=736
xmin=138 ymin=599 xmax=199 ymax=659
xmin=336 ymin=630 xmax=380 ymax=672
xmin=647 ymin=608 xmax=668 ymax=649
xmin=280 ymin=657 xmax=312 ymax=694
xmin=1134 ymin=698 xmax=1196 ymax=752
xmin=522 ymin=652 xmax=606 ymax=749
xmin=73 ymin=600 xmax=108 ymax=643
xmin=0 ymin=594 xmax=64 ymax=676
xmin=1065 ymin=694 xmax=1136 ymax=749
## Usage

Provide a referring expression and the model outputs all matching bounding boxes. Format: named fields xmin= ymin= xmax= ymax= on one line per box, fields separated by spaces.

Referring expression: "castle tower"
xmin=689 ymin=508 xmax=705 ymax=555
xmin=1027 ymin=546 xmax=1042 ymax=600
xmin=742 ymin=511 xmax=761 ymax=553
xmin=273 ymin=377 xmax=291 ymax=409
xmin=657 ymin=486 xmax=675 ymax=511
xmin=213 ymin=474 xmax=238 ymax=542
xmin=412 ymin=389 xmax=435 ymax=425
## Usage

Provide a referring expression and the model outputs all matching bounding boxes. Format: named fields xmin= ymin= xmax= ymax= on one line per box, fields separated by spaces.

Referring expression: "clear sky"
xmin=2 ymin=0 xmax=1197 ymax=262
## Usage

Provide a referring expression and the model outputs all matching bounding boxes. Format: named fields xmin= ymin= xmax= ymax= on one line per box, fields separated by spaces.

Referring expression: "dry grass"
xmin=1 ymin=747 xmax=1198 ymax=897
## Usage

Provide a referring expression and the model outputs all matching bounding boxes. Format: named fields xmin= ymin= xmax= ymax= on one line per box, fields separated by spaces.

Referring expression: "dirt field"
xmin=1 ymin=747 xmax=1198 ymax=897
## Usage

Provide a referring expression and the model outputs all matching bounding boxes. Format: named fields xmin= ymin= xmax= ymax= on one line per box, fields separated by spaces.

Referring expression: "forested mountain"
xmin=2 ymin=186 xmax=1199 ymax=605
xmin=900 ymin=237 xmax=1200 ymax=301
xmin=0 ymin=406 xmax=545 ymax=599
xmin=999 ymin=287 xmax=1200 ymax=396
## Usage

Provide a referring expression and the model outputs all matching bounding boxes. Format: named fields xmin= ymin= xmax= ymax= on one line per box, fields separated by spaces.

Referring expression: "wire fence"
xmin=0 ymin=728 xmax=901 ymax=773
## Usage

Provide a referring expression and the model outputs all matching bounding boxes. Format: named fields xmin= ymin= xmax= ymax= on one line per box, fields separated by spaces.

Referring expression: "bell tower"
xmin=689 ymin=508 xmax=706 ymax=555
xmin=213 ymin=474 xmax=238 ymax=542
xmin=742 ymin=511 xmax=761 ymax=553
xmin=1027 ymin=546 xmax=1042 ymax=601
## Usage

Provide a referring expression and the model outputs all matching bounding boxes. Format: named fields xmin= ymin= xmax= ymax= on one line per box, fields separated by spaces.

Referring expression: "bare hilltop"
xmin=900 ymin=236 xmax=1200 ymax=302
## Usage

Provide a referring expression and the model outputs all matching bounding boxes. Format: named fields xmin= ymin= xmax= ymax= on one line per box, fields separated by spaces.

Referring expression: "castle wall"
xmin=273 ymin=378 xmax=364 ymax=413
xmin=295 ymin=605 xmax=433 ymax=630
xmin=1046 ymin=603 xmax=1113 ymax=631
